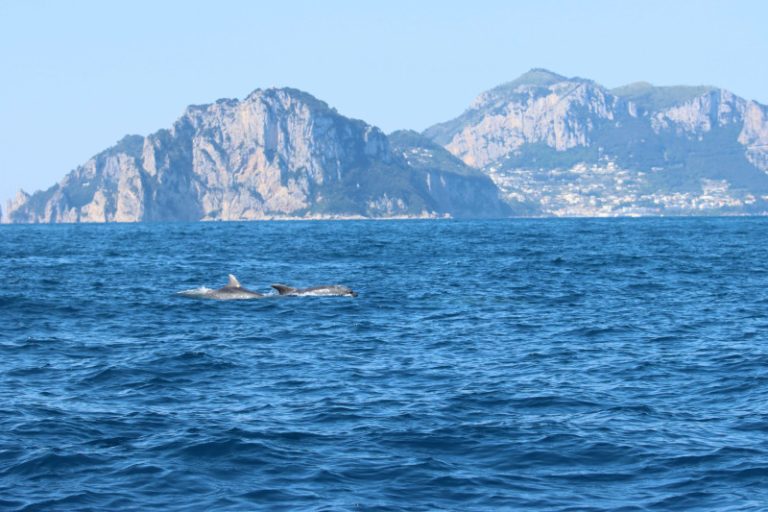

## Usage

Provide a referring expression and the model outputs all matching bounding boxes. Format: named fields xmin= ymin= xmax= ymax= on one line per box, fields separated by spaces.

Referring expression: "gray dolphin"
xmin=271 ymin=283 xmax=358 ymax=297
xmin=178 ymin=274 xmax=265 ymax=300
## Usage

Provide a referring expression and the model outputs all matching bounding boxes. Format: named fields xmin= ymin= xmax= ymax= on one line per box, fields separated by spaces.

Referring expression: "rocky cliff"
xmin=4 ymin=88 xmax=509 ymax=223
xmin=425 ymin=69 xmax=768 ymax=216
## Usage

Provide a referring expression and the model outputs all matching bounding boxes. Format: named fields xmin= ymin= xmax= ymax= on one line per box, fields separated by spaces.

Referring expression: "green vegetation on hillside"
xmin=611 ymin=82 xmax=715 ymax=111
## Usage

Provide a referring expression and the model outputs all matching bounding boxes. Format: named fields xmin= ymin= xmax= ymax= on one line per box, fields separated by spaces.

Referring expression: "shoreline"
xmin=1 ymin=212 xmax=767 ymax=225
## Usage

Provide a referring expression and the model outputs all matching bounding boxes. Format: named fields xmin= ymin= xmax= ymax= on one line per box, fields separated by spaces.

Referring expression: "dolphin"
xmin=177 ymin=274 xmax=265 ymax=300
xmin=271 ymin=283 xmax=358 ymax=297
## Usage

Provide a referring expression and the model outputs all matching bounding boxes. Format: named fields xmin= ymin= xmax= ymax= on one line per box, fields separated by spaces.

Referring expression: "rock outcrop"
xmin=4 ymin=88 xmax=509 ymax=223
xmin=426 ymin=70 xmax=619 ymax=167
xmin=424 ymin=69 xmax=768 ymax=216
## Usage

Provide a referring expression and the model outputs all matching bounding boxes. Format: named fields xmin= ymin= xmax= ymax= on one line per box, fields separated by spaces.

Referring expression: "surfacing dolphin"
xmin=177 ymin=274 xmax=265 ymax=300
xmin=271 ymin=283 xmax=358 ymax=297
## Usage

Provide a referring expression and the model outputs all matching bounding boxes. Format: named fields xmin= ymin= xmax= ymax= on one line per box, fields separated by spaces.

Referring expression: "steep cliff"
xmin=4 ymin=88 xmax=509 ymax=223
xmin=387 ymin=130 xmax=513 ymax=217
xmin=425 ymin=69 xmax=768 ymax=215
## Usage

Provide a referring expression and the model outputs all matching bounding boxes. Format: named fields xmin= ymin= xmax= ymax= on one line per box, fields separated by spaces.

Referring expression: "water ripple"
xmin=1 ymin=219 xmax=767 ymax=510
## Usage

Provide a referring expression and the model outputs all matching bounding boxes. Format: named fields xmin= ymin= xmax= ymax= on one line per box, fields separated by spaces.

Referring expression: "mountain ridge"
xmin=5 ymin=70 xmax=768 ymax=222
xmin=422 ymin=69 xmax=768 ymax=216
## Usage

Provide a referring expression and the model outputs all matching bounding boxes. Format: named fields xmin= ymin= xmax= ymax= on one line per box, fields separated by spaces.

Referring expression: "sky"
xmin=1 ymin=0 xmax=767 ymax=204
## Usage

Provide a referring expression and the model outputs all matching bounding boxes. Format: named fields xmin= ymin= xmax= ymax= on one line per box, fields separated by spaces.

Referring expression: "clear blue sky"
xmin=1 ymin=0 xmax=766 ymax=205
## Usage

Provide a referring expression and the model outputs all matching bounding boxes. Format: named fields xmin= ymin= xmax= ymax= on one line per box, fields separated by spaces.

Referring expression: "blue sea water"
xmin=1 ymin=218 xmax=767 ymax=511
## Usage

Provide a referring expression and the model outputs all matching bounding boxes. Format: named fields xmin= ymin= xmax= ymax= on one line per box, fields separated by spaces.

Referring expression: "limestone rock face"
xmin=7 ymin=190 xmax=30 ymax=215
xmin=5 ymin=88 xmax=508 ymax=223
xmin=650 ymin=89 xmax=747 ymax=135
xmin=739 ymin=101 xmax=768 ymax=173
xmin=424 ymin=69 xmax=768 ymax=216
xmin=434 ymin=76 xmax=617 ymax=167
xmin=387 ymin=130 xmax=513 ymax=218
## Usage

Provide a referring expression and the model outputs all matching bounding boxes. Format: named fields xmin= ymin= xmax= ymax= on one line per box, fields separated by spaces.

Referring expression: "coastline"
xmin=1 ymin=211 xmax=767 ymax=225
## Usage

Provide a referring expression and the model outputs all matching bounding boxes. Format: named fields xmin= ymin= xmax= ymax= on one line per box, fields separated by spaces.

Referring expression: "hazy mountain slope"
xmin=388 ymin=130 xmax=513 ymax=217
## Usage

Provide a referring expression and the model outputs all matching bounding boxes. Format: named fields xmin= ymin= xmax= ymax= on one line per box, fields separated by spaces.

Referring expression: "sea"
xmin=1 ymin=218 xmax=767 ymax=511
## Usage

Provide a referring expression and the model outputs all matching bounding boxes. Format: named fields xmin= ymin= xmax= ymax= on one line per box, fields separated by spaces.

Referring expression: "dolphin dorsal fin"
xmin=227 ymin=274 xmax=242 ymax=288
xmin=271 ymin=284 xmax=295 ymax=295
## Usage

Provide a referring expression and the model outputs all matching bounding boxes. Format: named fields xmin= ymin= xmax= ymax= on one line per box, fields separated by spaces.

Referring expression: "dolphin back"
xmin=271 ymin=283 xmax=357 ymax=297
xmin=271 ymin=284 xmax=297 ymax=295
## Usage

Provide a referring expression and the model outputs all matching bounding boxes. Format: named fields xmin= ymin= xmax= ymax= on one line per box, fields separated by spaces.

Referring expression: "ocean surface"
xmin=1 ymin=218 xmax=767 ymax=511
